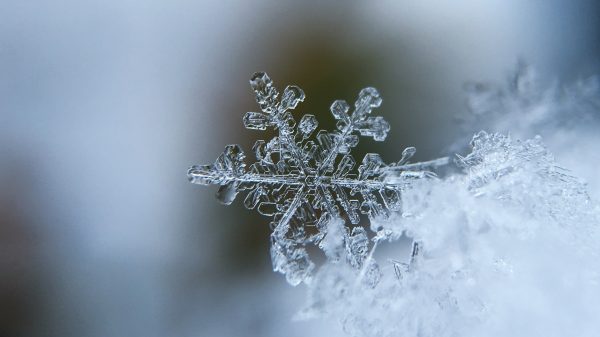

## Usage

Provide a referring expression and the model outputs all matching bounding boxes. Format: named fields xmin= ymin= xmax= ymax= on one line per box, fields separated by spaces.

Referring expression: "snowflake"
xmin=188 ymin=72 xmax=448 ymax=285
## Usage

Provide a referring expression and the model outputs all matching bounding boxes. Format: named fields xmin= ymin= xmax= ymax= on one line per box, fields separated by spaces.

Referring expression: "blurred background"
xmin=1 ymin=1 xmax=599 ymax=336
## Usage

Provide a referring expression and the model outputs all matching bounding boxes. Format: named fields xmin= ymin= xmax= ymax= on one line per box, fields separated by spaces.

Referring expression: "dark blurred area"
xmin=1 ymin=1 xmax=599 ymax=336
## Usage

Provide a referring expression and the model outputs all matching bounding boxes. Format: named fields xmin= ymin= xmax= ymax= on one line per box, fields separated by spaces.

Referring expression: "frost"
xmin=301 ymin=132 xmax=600 ymax=337
xmin=188 ymin=72 xmax=448 ymax=285
xmin=460 ymin=61 xmax=600 ymax=199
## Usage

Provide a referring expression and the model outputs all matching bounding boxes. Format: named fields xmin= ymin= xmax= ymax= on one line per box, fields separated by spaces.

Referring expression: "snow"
xmin=189 ymin=69 xmax=600 ymax=336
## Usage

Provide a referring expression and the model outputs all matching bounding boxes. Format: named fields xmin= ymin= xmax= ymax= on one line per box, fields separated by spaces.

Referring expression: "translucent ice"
xmin=188 ymin=72 xmax=448 ymax=285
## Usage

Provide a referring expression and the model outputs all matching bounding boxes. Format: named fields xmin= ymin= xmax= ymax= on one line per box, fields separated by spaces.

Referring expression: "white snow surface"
xmin=302 ymin=131 xmax=600 ymax=337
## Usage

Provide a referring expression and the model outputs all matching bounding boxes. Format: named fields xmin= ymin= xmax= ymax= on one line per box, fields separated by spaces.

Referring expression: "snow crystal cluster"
xmin=309 ymin=131 xmax=600 ymax=337
xmin=189 ymin=70 xmax=600 ymax=337
xmin=461 ymin=63 xmax=600 ymax=199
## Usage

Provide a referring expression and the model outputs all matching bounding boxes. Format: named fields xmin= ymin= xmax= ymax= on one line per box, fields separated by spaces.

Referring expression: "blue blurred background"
xmin=1 ymin=1 xmax=599 ymax=336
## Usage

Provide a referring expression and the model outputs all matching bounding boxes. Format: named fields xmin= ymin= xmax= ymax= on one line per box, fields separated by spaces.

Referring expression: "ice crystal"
xmin=460 ymin=62 xmax=600 ymax=198
xmin=188 ymin=72 xmax=448 ymax=285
